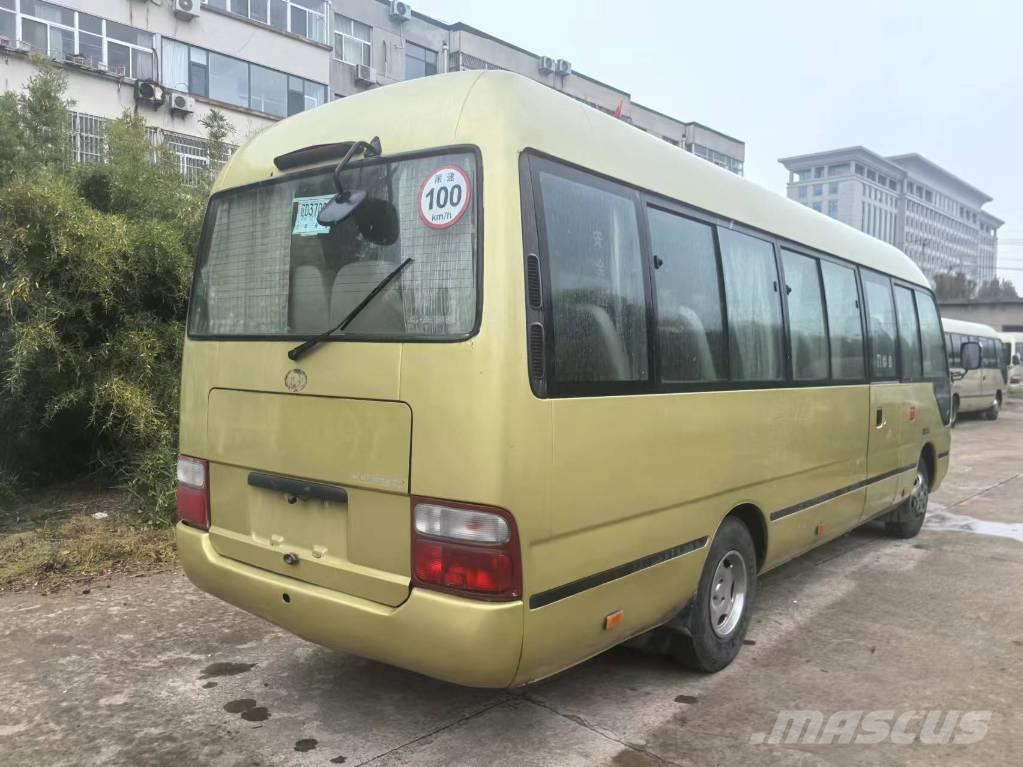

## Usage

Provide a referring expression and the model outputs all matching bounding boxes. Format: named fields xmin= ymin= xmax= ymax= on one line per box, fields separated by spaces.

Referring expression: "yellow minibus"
xmin=1000 ymin=332 xmax=1023 ymax=397
xmin=943 ymin=318 xmax=1004 ymax=422
xmin=176 ymin=71 xmax=968 ymax=688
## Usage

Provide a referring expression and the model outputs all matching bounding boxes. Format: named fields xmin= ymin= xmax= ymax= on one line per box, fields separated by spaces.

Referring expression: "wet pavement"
xmin=2 ymin=403 xmax=1022 ymax=766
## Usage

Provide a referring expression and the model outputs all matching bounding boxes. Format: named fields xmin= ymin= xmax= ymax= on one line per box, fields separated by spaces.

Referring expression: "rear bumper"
xmin=176 ymin=524 xmax=524 ymax=687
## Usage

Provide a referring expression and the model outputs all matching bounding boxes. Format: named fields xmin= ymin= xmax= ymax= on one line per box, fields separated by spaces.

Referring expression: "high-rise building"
xmin=779 ymin=147 xmax=1003 ymax=284
xmin=0 ymin=0 xmax=745 ymax=180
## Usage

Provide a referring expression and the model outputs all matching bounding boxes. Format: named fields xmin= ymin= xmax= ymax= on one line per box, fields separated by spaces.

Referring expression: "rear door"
xmin=861 ymin=272 xmax=901 ymax=518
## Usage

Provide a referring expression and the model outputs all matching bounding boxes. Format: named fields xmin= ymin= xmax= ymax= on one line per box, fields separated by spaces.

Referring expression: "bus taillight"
xmin=411 ymin=499 xmax=521 ymax=600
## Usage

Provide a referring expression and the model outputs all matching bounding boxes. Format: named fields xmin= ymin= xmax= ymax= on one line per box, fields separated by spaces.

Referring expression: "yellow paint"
xmin=178 ymin=71 xmax=952 ymax=688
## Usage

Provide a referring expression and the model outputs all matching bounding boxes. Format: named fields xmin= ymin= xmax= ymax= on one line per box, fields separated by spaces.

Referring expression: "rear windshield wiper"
xmin=287 ymin=257 xmax=413 ymax=361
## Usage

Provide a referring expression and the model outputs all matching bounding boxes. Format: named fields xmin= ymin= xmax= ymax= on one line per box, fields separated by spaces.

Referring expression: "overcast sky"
xmin=416 ymin=0 xmax=1022 ymax=282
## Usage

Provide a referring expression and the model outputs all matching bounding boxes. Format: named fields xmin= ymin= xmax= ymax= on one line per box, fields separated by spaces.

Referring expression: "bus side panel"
xmin=518 ymin=385 xmax=867 ymax=668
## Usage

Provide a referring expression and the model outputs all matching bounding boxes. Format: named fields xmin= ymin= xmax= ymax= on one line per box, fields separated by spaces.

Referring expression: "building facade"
xmin=779 ymin=147 xmax=1003 ymax=284
xmin=1 ymin=0 xmax=744 ymax=181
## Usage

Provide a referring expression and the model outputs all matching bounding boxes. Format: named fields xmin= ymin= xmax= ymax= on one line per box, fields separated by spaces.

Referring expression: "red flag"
xmin=613 ymin=100 xmax=623 ymax=119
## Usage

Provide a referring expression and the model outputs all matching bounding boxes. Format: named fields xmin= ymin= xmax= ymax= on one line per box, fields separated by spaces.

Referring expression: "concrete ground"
xmin=3 ymin=404 xmax=1022 ymax=767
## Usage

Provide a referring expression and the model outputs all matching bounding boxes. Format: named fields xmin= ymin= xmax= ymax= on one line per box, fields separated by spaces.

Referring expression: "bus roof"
xmin=216 ymin=70 xmax=929 ymax=288
xmin=941 ymin=317 xmax=1001 ymax=337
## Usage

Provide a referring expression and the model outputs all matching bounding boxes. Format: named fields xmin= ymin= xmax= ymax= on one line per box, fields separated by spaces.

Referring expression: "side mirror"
xmin=960 ymin=341 xmax=981 ymax=371
xmin=1013 ymin=353 xmax=1021 ymax=366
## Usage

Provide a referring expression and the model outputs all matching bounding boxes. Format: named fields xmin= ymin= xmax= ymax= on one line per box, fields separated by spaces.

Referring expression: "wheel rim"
xmin=909 ymin=468 xmax=929 ymax=519
xmin=709 ymin=550 xmax=748 ymax=637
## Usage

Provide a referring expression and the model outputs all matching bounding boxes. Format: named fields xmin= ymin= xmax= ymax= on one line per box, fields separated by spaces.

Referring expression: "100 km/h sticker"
xmin=418 ymin=165 xmax=471 ymax=229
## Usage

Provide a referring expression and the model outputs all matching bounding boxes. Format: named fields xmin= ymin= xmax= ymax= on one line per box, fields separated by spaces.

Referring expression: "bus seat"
xmin=556 ymin=303 xmax=630 ymax=381
xmin=330 ymin=260 xmax=406 ymax=333
xmin=674 ymin=306 xmax=717 ymax=380
xmin=289 ymin=265 xmax=330 ymax=333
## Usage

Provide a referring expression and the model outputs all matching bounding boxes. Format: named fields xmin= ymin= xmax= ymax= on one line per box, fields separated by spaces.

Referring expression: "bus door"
xmin=861 ymin=273 xmax=901 ymax=519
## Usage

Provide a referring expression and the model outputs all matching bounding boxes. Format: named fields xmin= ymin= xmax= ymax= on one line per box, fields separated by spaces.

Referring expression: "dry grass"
xmin=0 ymin=485 xmax=177 ymax=594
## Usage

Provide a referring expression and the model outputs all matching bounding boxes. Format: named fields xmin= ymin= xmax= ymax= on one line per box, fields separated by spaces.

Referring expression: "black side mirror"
xmin=960 ymin=341 xmax=981 ymax=371
xmin=1013 ymin=353 xmax=1021 ymax=366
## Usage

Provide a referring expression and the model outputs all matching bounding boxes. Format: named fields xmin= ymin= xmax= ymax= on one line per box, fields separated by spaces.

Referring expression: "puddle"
xmin=224 ymin=699 xmax=257 ymax=714
xmin=925 ymin=508 xmax=1023 ymax=543
xmin=200 ymin=662 xmax=256 ymax=679
xmin=241 ymin=707 xmax=270 ymax=722
xmin=329 ymin=757 xmax=347 ymax=764
xmin=294 ymin=739 xmax=318 ymax=752
xmin=674 ymin=694 xmax=699 ymax=704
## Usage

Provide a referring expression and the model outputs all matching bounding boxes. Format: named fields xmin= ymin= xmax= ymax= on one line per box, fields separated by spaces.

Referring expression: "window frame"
xmin=186 ymin=143 xmax=485 ymax=344
xmin=162 ymin=37 xmax=326 ymax=118
xmin=526 ymin=153 xmax=656 ymax=397
xmin=519 ymin=149 xmax=938 ymax=398
xmin=334 ymin=12 xmax=371 ymax=67
xmin=892 ymin=282 xmax=925 ymax=382
xmin=859 ymin=269 xmax=901 ymax=382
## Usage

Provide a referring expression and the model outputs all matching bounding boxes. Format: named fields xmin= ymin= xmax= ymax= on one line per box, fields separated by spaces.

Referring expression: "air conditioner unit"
xmin=555 ymin=58 xmax=572 ymax=76
xmin=135 ymin=80 xmax=166 ymax=106
xmin=538 ymin=56 xmax=555 ymax=74
xmin=173 ymin=0 xmax=200 ymax=20
xmin=96 ymin=60 xmax=108 ymax=72
xmin=389 ymin=1 xmax=412 ymax=22
xmin=16 ymin=40 xmax=32 ymax=52
xmin=169 ymin=92 xmax=195 ymax=114
xmin=66 ymin=53 xmax=89 ymax=67
xmin=0 ymin=35 xmax=10 ymax=50
xmin=355 ymin=64 xmax=376 ymax=85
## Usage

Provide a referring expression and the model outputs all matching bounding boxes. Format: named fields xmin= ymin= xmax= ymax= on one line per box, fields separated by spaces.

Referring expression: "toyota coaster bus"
xmin=943 ymin=318 xmax=1005 ymax=422
xmin=175 ymin=71 xmax=966 ymax=688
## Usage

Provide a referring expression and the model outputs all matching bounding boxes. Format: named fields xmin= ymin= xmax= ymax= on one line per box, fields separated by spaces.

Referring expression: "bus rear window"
xmin=189 ymin=151 xmax=478 ymax=339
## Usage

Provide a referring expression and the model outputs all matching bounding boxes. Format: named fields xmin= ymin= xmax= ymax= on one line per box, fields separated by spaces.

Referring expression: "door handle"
xmin=875 ymin=408 xmax=885 ymax=428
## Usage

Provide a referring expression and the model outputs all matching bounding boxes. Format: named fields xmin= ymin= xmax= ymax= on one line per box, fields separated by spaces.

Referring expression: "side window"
xmin=718 ymin=229 xmax=785 ymax=381
xmin=648 ymin=208 xmax=726 ymax=382
xmin=861 ymin=271 xmax=897 ymax=379
xmin=781 ymin=249 xmax=828 ymax=380
xmin=982 ymin=337 xmax=999 ymax=369
xmin=915 ymin=292 xmax=948 ymax=378
xmin=948 ymin=333 xmax=962 ymax=367
xmin=820 ymin=260 xmax=865 ymax=379
xmin=894 ymin=286 xmax=922 ymax=378
xmin=537 ymin=168 xmax=648 ymax=384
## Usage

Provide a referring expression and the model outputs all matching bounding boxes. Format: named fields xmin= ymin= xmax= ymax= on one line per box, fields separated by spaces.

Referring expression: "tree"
xmin=975 ymin=278 xmax=1018 ymax=300
xmin=199 ymin=108 xmax=235 ymax=189
xmin=0 ymin=56 xmax=73 ymax=182
xmin=933 ymin=272 xmax=976 ymax=301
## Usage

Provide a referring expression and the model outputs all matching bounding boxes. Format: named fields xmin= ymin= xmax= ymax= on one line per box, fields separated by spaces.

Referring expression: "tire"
xmin=950 ymin=396 xmax=959 ymax=427
xmin=885 ymin=459 xmax=930 ymax=539
xmin=984 ymin=392 xmax=1001 ymax=421
xmin=670 ymin=517 xmax=757 ymax=672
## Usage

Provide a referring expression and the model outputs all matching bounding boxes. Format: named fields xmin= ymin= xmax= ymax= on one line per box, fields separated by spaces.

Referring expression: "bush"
xmin=0 ymin=60 xmax=222 ymax=524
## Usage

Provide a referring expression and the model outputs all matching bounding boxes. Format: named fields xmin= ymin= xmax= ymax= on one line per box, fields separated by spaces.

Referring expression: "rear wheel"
xmin=885 ymin=460 xmax=930 ymax=539
xmin=984 ymin=392 xmax=1001 ymax=421
xmin=670 ymin=517 xmax=757 ymax=672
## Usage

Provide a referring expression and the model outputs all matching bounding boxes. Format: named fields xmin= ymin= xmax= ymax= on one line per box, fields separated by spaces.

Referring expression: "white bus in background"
xmin=943 ymin=318 xmax=1005 ymax=423
xmin=1001 ymin=332 xmax=1023 ymax=397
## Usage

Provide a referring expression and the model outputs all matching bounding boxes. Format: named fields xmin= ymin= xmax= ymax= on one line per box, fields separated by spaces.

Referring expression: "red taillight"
xmin=176 ymin=455 xmax=210 ymax=531
xmin=1012 ymin=376 xmax=1021 ymax=384
xmin=411 ymin=498 xmax=521 ymax=601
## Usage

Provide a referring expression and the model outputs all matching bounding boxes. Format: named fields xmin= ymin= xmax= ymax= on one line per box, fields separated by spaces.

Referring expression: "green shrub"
xmin=0 ymin=59 xmax=225 ymax=525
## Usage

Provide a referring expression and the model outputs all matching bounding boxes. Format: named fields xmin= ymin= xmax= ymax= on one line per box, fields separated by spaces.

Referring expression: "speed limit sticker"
xmin=418 ymin=165 xmax=471 ymax=229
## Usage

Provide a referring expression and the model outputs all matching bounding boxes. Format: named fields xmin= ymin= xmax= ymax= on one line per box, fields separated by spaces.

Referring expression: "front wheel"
xmin=670 ymin=517 xmax=757 ymax=672
xmin=984 ymin=392 xmax=1001 ymax=421
xmin=885 ymin=460 xmax=930 ymax=539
